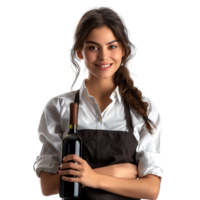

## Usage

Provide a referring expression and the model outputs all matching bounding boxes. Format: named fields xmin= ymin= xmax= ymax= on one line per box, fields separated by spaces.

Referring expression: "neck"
xmin=85 ymin=77 xmax=116 ymax=100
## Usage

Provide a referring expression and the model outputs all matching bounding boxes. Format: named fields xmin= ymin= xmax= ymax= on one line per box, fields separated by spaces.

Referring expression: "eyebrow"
xmin=86 ymin=40 xmax=119 ymax=45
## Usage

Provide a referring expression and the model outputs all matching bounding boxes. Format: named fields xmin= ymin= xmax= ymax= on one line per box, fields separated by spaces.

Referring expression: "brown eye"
xmin=88 ymin=45 xmax=117 ymax=50
xmin=110 ymin=45 xmax=117 ymax=49
xmin=89 ymin=46 xmax=97 ymax=50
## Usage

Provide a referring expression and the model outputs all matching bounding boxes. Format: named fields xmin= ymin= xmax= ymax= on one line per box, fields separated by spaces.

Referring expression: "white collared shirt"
xmin=33 ymin=78 xmax=164 ymax=181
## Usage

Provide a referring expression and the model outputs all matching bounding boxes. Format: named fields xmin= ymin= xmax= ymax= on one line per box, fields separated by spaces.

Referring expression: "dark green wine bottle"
xmin=59 ymin=103 xmax=83 ymax=199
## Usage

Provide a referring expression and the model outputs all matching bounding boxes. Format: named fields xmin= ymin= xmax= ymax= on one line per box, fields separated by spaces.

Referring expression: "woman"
xmin=33 ymin=7 xmax=163 ymax=200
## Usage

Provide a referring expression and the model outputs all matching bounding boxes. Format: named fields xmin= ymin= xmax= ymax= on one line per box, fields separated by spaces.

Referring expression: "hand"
xmin=58 ymin=154 xmax=99 ymax=189
xmin=112 ymin=163 xmax=139 ymax=179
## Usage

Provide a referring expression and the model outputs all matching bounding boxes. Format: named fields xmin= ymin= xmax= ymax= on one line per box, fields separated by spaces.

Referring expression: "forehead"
xmin=85 ymin=26 xmax=117 ymax=43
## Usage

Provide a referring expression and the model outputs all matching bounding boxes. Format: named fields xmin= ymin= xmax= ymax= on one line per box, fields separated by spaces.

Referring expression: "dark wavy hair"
xmin=69 ymin=7 xmax=156 ymax=134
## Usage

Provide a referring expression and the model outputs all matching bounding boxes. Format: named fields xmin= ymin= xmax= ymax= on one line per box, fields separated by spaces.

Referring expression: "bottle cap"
xmin=70 ymin=103 xmax=78 ymax=125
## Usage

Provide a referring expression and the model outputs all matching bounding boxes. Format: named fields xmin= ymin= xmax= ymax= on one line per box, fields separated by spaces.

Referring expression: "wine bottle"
xmin=59 ymin=102 xmax=83 ymax=199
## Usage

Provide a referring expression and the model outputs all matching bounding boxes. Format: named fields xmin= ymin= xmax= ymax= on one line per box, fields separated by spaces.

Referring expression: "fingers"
xmin=62 ymin=154 xmax=84 ymax=165
xmin=58 ymin=169 xmax=81 ymax=177
xmin=61 ymin=162 xmax=82 ymax=171
xmin=59 ymin=162 xmax=82 ymax=177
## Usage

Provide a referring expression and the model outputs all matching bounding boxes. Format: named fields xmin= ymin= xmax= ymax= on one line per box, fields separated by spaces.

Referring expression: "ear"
xmin=76 ymin=49 xmax=83 ymax=59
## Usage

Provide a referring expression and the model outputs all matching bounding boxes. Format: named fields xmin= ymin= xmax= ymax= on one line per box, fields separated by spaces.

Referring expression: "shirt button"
xmin=98 ymin=118 xmax=102 ymax=122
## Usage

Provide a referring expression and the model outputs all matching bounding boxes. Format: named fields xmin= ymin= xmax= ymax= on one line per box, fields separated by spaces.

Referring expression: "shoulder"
xmin=44 ymin=90 xmax=78 ymax=109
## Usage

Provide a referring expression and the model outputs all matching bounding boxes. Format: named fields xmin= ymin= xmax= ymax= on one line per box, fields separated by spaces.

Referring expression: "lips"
xmin=95 ymin=63 xmax=112 ymax=67
xmin=95 ymin=63 xmax=113 ymax=71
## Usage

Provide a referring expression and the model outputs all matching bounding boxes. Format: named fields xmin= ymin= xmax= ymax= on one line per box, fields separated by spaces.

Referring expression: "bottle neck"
xmin=69 ymin=124 xmax=78 ymax=134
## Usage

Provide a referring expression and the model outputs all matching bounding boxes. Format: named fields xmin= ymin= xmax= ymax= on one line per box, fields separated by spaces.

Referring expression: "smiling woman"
xmin=33 ymin=6 xmax=163 ymax=200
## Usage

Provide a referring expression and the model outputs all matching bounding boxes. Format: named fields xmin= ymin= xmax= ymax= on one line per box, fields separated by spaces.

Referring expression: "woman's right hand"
xmin=112 ymin=163 xmax=139 ymax=179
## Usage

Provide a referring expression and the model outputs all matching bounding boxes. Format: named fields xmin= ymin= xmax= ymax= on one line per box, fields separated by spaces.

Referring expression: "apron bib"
xmin=69 ymin=89 xmax=140 ymax=200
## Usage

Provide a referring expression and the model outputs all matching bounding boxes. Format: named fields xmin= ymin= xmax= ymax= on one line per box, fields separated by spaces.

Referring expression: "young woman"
xmin=33 ymin=7 xmax=163 ymax=200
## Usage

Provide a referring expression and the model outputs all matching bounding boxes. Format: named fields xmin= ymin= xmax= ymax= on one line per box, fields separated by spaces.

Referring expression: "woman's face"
xmin=77 ymin=26 xmax=125 ymax=80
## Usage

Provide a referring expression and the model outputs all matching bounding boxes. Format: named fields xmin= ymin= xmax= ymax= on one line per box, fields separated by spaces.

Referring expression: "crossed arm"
xmin=40 ymin=163 xmax=161 ymax=199
xmin=82 ymin=163 xmax=161 ymax=199
xmin=95 ymin=172 xmax=161 ymax=200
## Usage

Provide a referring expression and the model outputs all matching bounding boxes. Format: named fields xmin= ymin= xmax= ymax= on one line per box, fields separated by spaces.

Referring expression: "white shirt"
xmin=33 ymin=78 xmax=164 ymax=181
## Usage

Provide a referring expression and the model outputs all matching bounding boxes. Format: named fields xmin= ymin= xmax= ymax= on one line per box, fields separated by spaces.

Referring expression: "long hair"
xmin=69 ymin=7 xmax=156 ymax=134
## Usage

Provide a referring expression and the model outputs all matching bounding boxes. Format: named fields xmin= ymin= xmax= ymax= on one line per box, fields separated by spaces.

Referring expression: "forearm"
xmin=93 ymin=165 xmax=114 ymax=177
xmin=95 ymin=173 xmax=156 ymax=200
xmin=93 ymin=165 xmax=156 ymax=200
xmin=39 ymin=171 xmax=60 ymax=196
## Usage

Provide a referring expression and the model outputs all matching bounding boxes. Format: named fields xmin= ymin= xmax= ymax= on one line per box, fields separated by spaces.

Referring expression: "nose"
xmin=97 ymin=48 xmax=109 ymax=60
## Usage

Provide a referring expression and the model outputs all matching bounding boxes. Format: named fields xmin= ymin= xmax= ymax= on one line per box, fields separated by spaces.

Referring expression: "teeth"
xmin=97 ymin=64 xmax=111 ymax=68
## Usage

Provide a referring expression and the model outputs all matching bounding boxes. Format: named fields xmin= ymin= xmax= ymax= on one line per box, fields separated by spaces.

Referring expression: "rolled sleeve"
xmin=33 ymin=155 xmax=60 ymax=178
xmin=33 ymin=97 xmax=63 ymax=178
xmin=136 ymin=97 xmax=164 ymax=181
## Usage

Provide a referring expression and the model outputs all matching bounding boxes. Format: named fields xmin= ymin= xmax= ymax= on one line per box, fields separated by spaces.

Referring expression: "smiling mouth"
xmin=94 ymin=63 xmax=112 ymax=67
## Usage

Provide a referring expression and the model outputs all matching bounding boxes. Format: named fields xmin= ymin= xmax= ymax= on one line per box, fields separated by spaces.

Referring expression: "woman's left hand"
xmin=59 ymin=154 xmax=99 ymax=189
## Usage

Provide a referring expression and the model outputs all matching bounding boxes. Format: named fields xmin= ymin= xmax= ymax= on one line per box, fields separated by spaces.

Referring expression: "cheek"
xmin=111 ymin=50 xmax=123 ymax=60
xmin=84 ymin=52 xmax=96 ymax=63
xmin=112 ymin=54 xmax=122 ymax=62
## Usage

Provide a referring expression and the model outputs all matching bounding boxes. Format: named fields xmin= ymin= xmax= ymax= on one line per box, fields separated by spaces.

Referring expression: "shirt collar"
xmin=79 ymin=78 xmax=122 ymax=103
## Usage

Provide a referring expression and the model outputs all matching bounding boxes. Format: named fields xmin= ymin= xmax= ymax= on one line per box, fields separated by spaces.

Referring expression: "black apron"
xmin=74 ymin=89 xmax=140 ymax=200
